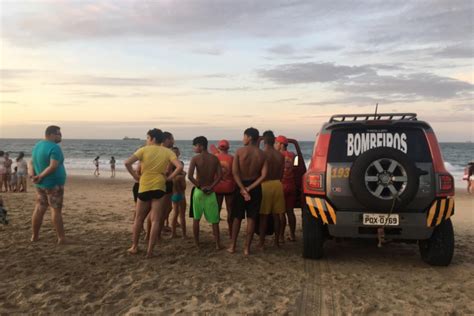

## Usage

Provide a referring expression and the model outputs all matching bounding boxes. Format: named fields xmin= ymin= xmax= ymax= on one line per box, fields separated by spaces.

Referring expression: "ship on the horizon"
xmin=123 ymin=136 xmax=140 ymax=141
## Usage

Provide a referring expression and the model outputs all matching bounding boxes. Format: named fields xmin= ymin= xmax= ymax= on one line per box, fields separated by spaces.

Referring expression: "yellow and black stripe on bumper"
xmin=305 ymin=197 xmax=337 ymax=225
xmin=426 ymin=198 xmax=455 ymax=227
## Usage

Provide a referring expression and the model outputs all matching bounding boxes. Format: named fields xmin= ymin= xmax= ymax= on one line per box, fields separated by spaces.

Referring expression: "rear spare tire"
xmin=350 ymin=148 xmax=420 ymax=211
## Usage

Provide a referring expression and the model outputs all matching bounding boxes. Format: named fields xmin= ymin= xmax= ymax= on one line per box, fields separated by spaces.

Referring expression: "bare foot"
xmin=227 ymin=246 xmax=236 ymax=254
xmin=127 ymin=246 xmax=138 ymax=255
xmin=57 ymin=238 xmax=68 ymax=245
xmin=243 ymin=248 xmax=250 ymax=257
xmin=216 ymin=243 xmax=224 ymax=251
xmin=30 ymin=236 xmax=39 ymax=242
xmin=287 ymin=236 xmax=296 ymax=242
xmin=145 ymin=252 xmax=154 ymax=259
xmin=194 ymin=241 xmax=201 ymax=249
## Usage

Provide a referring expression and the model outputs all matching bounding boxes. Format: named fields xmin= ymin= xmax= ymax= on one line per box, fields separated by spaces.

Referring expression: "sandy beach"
xmin=0 ymin=175 xmax=473 ymax=315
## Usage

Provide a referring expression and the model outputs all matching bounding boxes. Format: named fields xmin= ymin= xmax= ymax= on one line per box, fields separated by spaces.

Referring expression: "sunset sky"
xmin=1 ymin=0 xmax=473 ymax=141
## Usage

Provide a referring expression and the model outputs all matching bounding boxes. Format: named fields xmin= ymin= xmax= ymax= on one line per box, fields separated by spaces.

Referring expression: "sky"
xmin=0 ymin=0 xmax=473 ymax=141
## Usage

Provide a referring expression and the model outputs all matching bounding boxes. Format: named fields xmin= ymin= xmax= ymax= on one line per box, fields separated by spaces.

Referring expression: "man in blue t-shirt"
xmin=28 ymin=125 xmax=67 ymax=244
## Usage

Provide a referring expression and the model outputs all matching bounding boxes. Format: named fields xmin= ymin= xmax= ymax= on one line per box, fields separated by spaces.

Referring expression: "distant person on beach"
xmin=213 ymin=140 xmax=236 ymax=238
xmin=188 ymin=136 xmax=223 ymax=249
xmin=29 ymin=125 xmax=67 ymax=244
xmin=276 ymin=135 xmax=297 ymax=242
xmin=259 ymin=131 xmax=285 ymax=249
xmin=464 ymin=162 xmax=474 ymax=194
xmin=0 ymin=151 xmax=6 ymax=192
xmin=125 ymin=128 xmax=183 ymax=258
xmin=10 ymin=167 xmax=18 ymax=192
xmin=4 ymin=153 xmax=12 ymax=192
xmin=171 ymin=147 xmax=187 ymax=239
xmin=110 ymin=156 xmax=116 ymax=178
xmin=93 ymin=156 xmax=100 ymax=176
xmin=16 ymin=152 xmax=28 ymax=192
xmin=227 ymin=128 xmax=268 ymax=256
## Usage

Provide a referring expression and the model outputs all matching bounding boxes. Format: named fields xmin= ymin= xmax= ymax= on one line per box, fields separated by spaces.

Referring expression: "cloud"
xmin=336 ymin=72 xmax=473 ymax=101
xmin=299 ymin=96 xmax=397 ymax=107
xmin=258 ymin=62 xmax=373 ymax=84
xmin=259 ymin=61 xmax=473 ymax=101
xmin=432 ymin=43 xmax=474 ymax=59
xmin=267 ymin=44 xmax=296 ymax=55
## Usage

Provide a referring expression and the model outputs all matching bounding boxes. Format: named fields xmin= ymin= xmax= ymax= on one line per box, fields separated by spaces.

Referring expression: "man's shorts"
xmin=283 ymin=183 xmax=296 ymax=210
xmin=232 ymin=180 xmax=262 ymax=220
xmin=36 ymin=186 xmax=64 ymax=209
xmin=172 ymin=193 xmax=185 ymax=203
xmin=260 ymin=180 xmax=285 ymax=215
xmin=192 ymin=188 xmax=219 ymax=224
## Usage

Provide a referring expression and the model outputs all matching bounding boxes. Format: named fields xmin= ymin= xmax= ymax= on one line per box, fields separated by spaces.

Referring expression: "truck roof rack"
xmin=329 ymin=113 xmax=417 ymax=123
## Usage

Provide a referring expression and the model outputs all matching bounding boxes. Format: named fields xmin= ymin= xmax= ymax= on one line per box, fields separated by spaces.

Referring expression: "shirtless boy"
xmin=227 ymin=127 xmax=268 ymax=256
xmin=188 ymin=136 xmax=223 ymax=249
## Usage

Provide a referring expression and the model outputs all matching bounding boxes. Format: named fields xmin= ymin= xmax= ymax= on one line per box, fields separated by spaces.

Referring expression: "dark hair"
xmin=0 ymin=151 xmax=4 ymax=157
xmin=244 ymin=127 xmax=259 ymax=143
xmin=16 ymin=152 xmax=24 ymax=162
xmin=263 ymin=130 xmax=275 ymax=146
xmin=147 ymin=128 xmax=164 ymax=144
xmin=172 ymin=146 xmax=180 ymax=151
xmin=45 ymin=125 xmax=61 ymax=136
xmin=163 ymin=132 xmax=173 ymax=141
xmin=193 ymin=136 xmax=208 ymax=149
xmin=14 ymin=166 xmax=18 ymax=172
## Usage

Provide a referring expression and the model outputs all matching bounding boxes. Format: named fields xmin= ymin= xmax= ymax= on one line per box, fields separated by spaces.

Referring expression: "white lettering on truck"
xmin=347 ymin=132 xmax=408 ymax=156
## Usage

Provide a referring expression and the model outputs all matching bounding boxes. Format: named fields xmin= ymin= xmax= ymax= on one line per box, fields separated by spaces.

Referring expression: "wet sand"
xmin=0 ymin=175 xmax=473 ymax=314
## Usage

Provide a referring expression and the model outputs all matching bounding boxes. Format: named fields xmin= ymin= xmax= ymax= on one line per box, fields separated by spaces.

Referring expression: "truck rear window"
xmin=327 ymin=127 xmax=432 ymax=163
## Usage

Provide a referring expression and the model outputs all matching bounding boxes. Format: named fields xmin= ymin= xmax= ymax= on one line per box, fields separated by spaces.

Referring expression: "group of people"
xmin=124 ymin=127 xmax=299 ymax=257
xmin=21 ymin=125 xmax=300 ymax=258
xmin=0 ymin=151 xmax=28 ymax=193
xmin=93 ymin=156 xmax=116 ymax=178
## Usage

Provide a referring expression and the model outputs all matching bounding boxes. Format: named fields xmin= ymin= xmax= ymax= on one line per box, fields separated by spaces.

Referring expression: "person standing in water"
xmin=110 ymin=156 xmax=116 ymax=178
xmin=93 ymin=156 xmax=100 ymax=177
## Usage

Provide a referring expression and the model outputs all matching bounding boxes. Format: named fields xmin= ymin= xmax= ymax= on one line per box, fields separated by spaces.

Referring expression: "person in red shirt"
xmin=213 ymin=140 xmax=236 ymax=238
xmin=275 ymin=135 xmax=297 ymax=242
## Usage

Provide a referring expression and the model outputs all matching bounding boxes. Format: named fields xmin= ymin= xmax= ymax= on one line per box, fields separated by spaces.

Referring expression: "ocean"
xmin=0 ymin=138 xmax=472 ymax=186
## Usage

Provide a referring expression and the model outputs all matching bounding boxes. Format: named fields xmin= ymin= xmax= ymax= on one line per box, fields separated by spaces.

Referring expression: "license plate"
xmin=363 ymin=213 xmax=400 ymax=226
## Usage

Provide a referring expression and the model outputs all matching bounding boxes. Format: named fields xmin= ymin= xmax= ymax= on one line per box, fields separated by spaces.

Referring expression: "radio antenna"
xmin=374 ymin=103 xmax=379 ymax=119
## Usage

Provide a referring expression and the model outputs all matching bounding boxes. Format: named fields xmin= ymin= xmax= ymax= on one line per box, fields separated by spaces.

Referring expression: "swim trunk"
xmin=260 ymin=180 xmax=285 ymax=215
xmin=232 ymin=179 xmax=262 ymax=220
xmin=192 ymin=188 xmax=220 ymax=224
xmin=283 ymin=183 xmax=296 ymax=210
xmin=172 ymin=193 xmax=184 ymax=203
xmin=166 ymin=181 xmax=173 ymax=194
xmin=138 ymin=190 xmax=165 ymax=202
xmin=36 ymin=185 xmax=64 ymax=209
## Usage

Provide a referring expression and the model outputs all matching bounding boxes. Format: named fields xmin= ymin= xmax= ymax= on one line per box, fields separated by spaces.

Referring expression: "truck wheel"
xmin=303 ymin=205 xmax=325 ymax=259
xmin=419 ymin=218 xmax=454 ymax=266
xmin=350 ymin=147 xmax=420 ymax=211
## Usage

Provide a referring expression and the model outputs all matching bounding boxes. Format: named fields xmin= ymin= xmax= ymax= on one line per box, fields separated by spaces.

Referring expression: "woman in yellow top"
xmin=125 ymin=128 xmax=183 ymax=258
